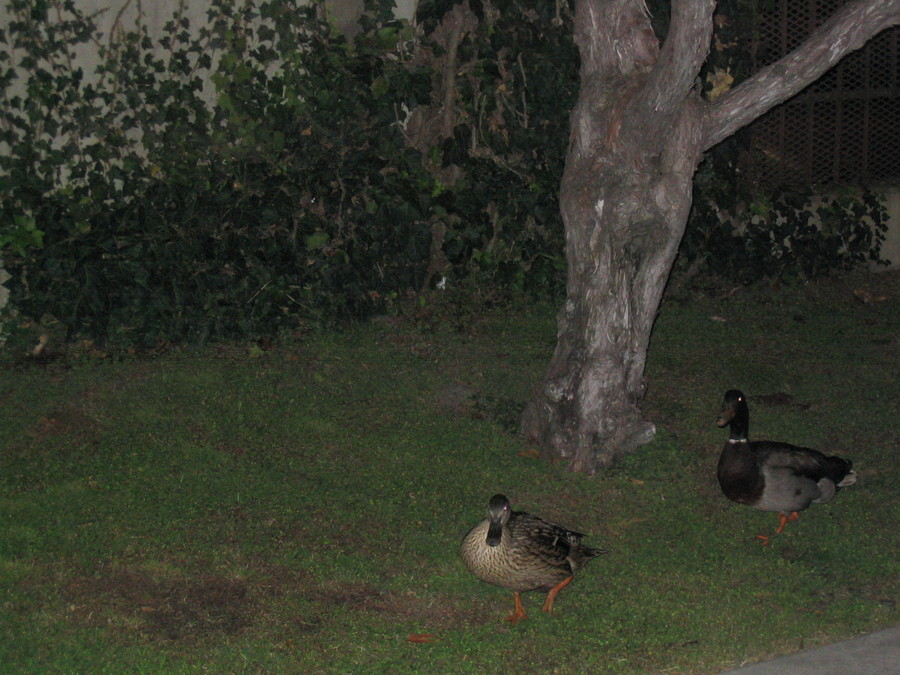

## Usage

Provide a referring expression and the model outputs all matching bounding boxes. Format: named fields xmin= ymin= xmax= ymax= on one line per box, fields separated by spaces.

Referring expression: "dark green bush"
xmin=0 ymin=0 xmax=889 ymax=347
xmin=0 ymin=0 xmax=441 ymax=343
xmin=679 ymin=144 xmax=889 ymax=284
xmin=0 ymin=0 xmax=576 ymax=345
xmin=677 ymin=0 xmax=890 ymax=285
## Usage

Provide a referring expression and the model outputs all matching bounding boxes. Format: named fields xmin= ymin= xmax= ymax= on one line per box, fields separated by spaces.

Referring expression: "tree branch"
xmin=574 ymin=0 xmax=658 ymax=79
xmin=642 ymin=0 xmax=715 ymax=116
xmin=702 ymin=0 xmax=900 ymax=152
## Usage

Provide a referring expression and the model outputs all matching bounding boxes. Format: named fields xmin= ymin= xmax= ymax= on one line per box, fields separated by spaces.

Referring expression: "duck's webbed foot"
xmin=505 ymin=592 xmax=528 ymax=624
xmin=540 ymin=576 xmax=573 ymax=614
xmin=774 ymin=511 xmax=799 ymax=535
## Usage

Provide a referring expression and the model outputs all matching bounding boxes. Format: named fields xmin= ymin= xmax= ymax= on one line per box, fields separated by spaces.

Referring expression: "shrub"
xmin=0 ymin=0 xmax=888 ymax=347
xmin=679 ymin=146 xmax=889 ymax=284
xmin=0 ymin=0 xmax=439 ymax=344
xmin=0 ymin=0 xmax=578 ymax=345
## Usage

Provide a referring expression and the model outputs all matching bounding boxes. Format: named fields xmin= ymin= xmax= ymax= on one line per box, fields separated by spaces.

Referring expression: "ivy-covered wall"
xmin=0 ymin=0 xmax=577 ymax=346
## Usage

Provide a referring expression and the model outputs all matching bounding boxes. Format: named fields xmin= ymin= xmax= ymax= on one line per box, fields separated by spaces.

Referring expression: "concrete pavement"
xmin=718 ymin=624 xmax=900 ymax=674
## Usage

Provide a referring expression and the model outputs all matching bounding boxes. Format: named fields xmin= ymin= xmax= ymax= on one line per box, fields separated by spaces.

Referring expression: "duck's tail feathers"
xmin=584 ymin=545 xmax=608 ymax=559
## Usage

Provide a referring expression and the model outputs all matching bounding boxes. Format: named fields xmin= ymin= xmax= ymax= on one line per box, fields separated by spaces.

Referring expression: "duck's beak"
xmin=486 ymin=518 xmax=503 ymax=546
xmin=716 ymin=408 xmax=733 ymax=427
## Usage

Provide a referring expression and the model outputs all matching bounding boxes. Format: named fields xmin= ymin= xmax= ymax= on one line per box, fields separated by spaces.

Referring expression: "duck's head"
xmin=485 ymin=494 xmax=512 ymax=546
xmin=717 ymin=389 xmax=749 ymax=437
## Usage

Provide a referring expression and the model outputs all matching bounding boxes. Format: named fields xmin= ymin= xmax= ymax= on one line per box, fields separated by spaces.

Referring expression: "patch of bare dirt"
xmin=4 ymin=405 xmax=106 ymax=475
xmin=27 ymin=406 xmax=105 ymax=447
xmin=309 ymin=579 xmax=489 ymax=631
xmin=60 ymin=562 xmax=487 ymax=644
xmin=63 ymin=567 xmax=255 ymax=642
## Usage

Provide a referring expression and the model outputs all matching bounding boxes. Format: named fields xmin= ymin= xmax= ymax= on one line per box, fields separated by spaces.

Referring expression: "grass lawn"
xmin=1 ymin=271 xmax=897 ymax=673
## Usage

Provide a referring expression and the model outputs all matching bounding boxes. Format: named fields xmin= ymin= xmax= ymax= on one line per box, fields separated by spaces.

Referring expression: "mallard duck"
xmin=716 ymin=389 xmax=857 ymax=541
xmin=460 ymin=494 xmax=605 ymax=623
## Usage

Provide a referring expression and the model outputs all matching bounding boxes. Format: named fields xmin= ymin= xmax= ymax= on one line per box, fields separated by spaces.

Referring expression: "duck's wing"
xmin=750 ymin=440 xmax=849 ymax=481
xmin=507 ymin=512 xmax=582 ymax=568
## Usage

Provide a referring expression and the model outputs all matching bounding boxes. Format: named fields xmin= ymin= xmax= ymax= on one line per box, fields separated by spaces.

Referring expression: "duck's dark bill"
xmin=486 ymin=519 xmax=503 ymax=546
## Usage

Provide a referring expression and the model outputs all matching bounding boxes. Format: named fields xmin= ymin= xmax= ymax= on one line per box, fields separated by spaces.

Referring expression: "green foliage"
xmin=681 ymin=147 xmax=889 ymax=283
xmin=0 ymin=0 xmax=889 ymax=346
xmin=681 ymin=0 xmax=890 ymax=284
xmin=0 ymin=214 xmax=43 ymax=257
xmin=0 ymin=0 xmax=574 ymax=345
xmin=0 ymin=0 xmax=433 ymax=344
xmin=412 ymin=0 xmax=576 ymax=296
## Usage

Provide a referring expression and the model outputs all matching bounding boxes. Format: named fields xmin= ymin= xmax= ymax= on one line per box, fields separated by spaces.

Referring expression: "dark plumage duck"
xmin=716 ymin=389 xmax=857 ymax=541
xmin=460 ymin=494 xmax=605 ymax=623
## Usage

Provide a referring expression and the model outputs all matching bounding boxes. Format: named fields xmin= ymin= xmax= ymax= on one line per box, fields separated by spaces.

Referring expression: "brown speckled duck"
xmin=460 ymin=494 xmax=605 ymax=623
xmin=716 ymin=389 xmax=857 ymax=542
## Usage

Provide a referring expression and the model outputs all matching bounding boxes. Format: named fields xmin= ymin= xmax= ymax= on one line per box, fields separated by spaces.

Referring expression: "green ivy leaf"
xmin=305 ymin=232 xmax=329 ymax=250
xmin=370 ymin=75 xmax=389 ymax=98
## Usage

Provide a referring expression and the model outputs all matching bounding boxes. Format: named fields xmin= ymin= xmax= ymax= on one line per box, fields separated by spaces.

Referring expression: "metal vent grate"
xmin=744 ymin=0 xmax=899 ymax=189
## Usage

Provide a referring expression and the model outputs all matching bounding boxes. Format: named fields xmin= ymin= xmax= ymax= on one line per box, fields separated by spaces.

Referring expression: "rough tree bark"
xmin=522 ymin=0 xmax=900 ymax=474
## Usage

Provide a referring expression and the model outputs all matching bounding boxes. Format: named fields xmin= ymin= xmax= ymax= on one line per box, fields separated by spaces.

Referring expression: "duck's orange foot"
xmin=541 ymin=576 xmax=573 ymax=614
xmin=505 ymin=611 xmax=526 ymax=624
xmin=505 ymin=592 xmax=527 ymax=624
xmin=774 ymin=511 xmax=800 ymax=535
xmin=756 ymin=534 xmax=772 ymax=547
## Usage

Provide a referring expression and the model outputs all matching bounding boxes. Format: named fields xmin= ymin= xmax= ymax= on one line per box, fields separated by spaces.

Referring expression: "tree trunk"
xmin=523 ymin=0 xmax=900 ymax=474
